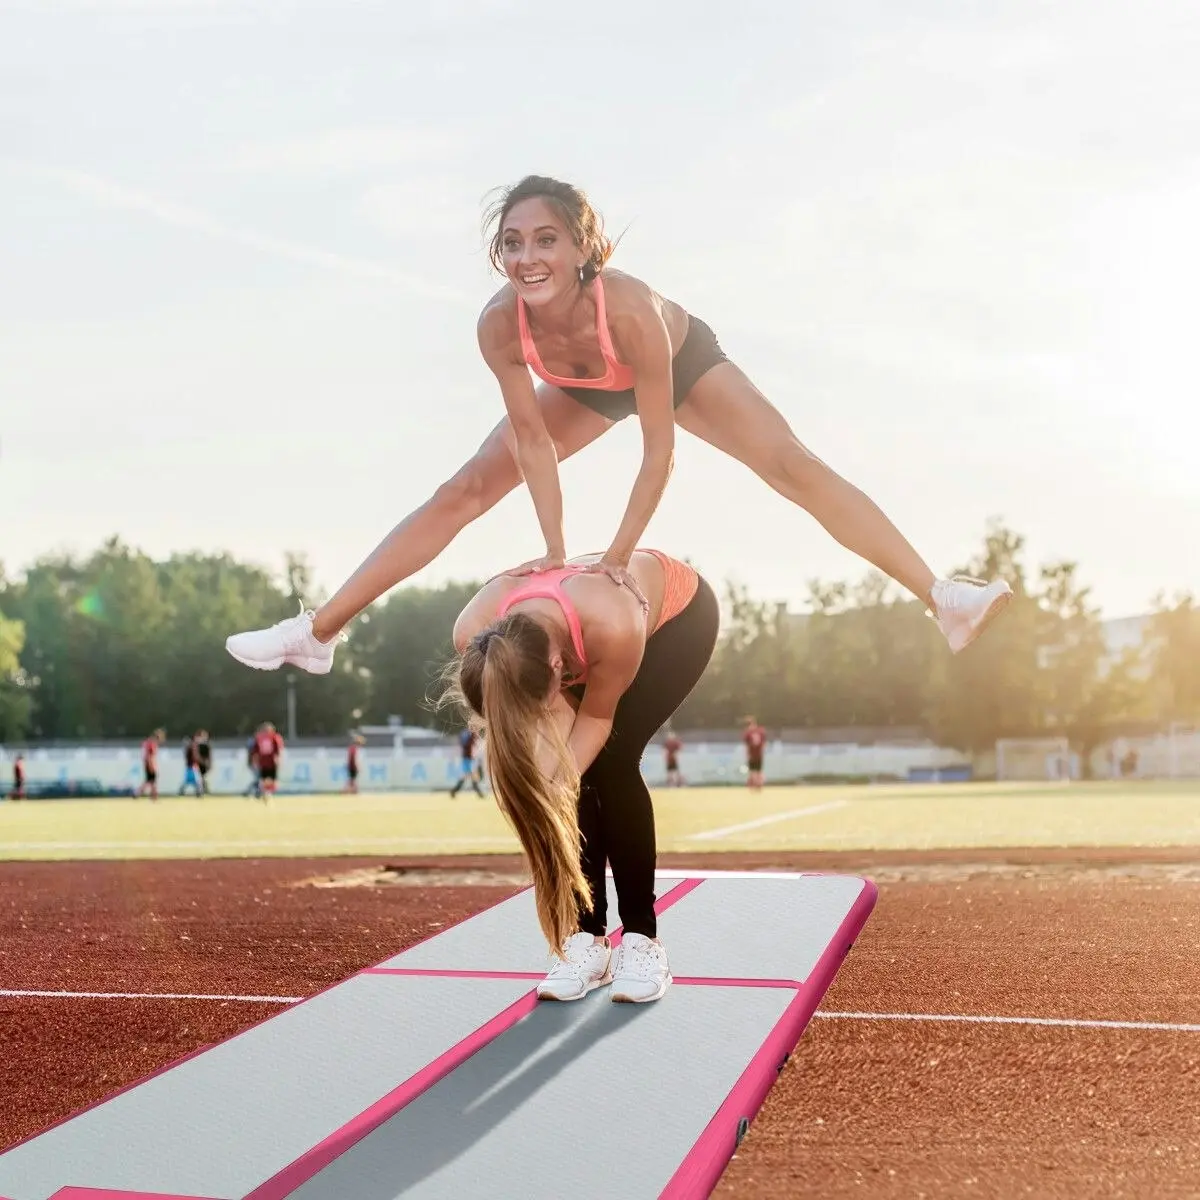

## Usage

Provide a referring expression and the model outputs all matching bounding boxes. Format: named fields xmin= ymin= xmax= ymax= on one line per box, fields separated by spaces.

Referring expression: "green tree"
xmin=1146 ymin=593 xmax=1200 ymax=723
xmin=926 ymin=520 xmax=1044 ymax=755
xmin=0 ymin=603 xmax=32 ymax=741
xmin=793 ymin=573 xmax=939 ymax=729
xmin=675 ymin=582 xmax=780 ymax=728
xmin=353 ymin=580 xmax=482 ymax=729
xmin=152 ymin=550 xmax=367 ymax=737
xmin=4 ymin=540 xmax=369 ymax=739
xmin=1034 ymin=561 xmax=1148 ymax=776
xmin=5 ymin=551 xmax=91 ymax=739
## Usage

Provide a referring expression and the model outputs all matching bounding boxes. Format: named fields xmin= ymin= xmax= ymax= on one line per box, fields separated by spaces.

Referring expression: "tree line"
xmin=1 ymin=522 xmax=1196 ymax=768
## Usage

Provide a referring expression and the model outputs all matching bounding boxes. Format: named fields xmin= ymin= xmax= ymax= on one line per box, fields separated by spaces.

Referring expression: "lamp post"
xmin=286 ymin=673 xmax=297 ymax=741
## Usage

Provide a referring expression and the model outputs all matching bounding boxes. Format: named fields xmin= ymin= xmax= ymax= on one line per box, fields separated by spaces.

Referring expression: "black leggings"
xmin=573 ymin=576 xmax=720 ymax=940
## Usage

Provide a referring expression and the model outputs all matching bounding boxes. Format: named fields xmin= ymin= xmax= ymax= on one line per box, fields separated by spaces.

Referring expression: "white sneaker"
xmin=929 ymin=576 xmax=1013 ymax=654
xmin=610 ymin=933 xmax=672 ymax=1004
xmin=536 ymin=932 xmax=613 ymax=1002
xmin=225 ymin=600 xmax=346 ymax=675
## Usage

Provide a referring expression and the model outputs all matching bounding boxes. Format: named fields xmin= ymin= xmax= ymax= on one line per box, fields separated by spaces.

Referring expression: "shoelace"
xmin=545 ymin=958 xmax=588 ymax=980
xmin=928 ymin=575 xmax=988 ymax=619
xmin=545 ymin=936 xmax=604 ymax=980
xmin=278 ymin=599 xmax=349 ymax=644
xmin=614 ymin=941 xmax=662 ymax=981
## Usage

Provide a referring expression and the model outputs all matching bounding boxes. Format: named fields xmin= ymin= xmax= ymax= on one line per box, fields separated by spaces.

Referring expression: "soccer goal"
xmin=995 ymin=737 xmax=1074 ymax=782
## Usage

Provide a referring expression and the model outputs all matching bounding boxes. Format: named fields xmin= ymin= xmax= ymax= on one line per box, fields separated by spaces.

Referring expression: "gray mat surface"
xmin=287 ymin=984 xmax=797 ymax=1200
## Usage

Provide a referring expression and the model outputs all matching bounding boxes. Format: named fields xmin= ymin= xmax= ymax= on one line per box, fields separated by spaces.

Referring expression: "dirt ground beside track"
xmin=1 ymin=848 xmax=1198 ymax=1198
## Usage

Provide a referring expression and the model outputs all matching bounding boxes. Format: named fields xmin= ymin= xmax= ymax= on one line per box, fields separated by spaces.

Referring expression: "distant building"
xmin=1098 ymin=613 xmax=1159 ymax=678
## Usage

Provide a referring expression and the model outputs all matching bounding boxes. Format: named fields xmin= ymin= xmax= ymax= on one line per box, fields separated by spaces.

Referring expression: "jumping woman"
xmin=443 ymin=547 xmax=719 ymax=1004
xmin=226 ymin=174 xmax=1011 ymax=673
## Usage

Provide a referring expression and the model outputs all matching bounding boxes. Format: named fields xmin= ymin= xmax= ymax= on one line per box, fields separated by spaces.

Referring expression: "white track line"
xmin=4 ymin=991 xmax=1195 ymax=1033
xmin=685 ymin=800 xmax=849 ymax=841
xmin=0 ymin=988 xmax=301 ymax=1003
xmin=815 ymin=1011 xmax=1200 ymax=1034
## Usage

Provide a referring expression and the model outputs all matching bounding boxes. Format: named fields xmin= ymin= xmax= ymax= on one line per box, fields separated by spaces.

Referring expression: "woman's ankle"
xmin=310 ymin=608 xmax=339 ymax=643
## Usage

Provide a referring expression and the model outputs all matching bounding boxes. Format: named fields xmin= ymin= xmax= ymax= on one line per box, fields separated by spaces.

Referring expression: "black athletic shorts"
xmin=259 ymin=763 xmax=278 ymax=782
xmin=747 ymin=754 xmax=763 ymax=773
xmin=561 ymin=312 xmax=728 ymax=422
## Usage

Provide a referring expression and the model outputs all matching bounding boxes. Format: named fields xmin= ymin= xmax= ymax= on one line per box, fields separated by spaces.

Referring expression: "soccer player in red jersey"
xmin=663 ymin=733 xmax=684 ymax=787
xmin=9 ymin=753 xmax=25 ymax=801
xmin=137 ymin=729 xmax=165 ymax=801
xmin=742 ymin=717 xmax=767 ymax=792
xmin=253 ymin=722 xmax=284 ymax=804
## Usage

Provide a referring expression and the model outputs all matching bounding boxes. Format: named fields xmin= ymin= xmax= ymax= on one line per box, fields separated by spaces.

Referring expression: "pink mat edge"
xmin=48 ymin=1189 xmax=220 ymax=1199
xmin=657 ymin=875 xmax=880 ymax=1199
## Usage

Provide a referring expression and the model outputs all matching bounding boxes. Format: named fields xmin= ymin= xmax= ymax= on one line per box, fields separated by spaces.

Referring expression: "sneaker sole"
xmin=949 ymin=589 xmax=1013 ymax=655
xmin=611 ymin=971 xmax=673 ymax=1004
xmin=537 ymin=970 xmax=613 ymax=1003
xmin=225 ymin=644 xmax=333 ymax=675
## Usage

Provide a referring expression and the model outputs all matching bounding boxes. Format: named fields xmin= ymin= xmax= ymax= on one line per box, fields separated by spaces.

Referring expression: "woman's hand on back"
xmin=508 ymin=551 xmax=567 ymax=577
xmin=582 ymin=558 xmax=650 ymax=614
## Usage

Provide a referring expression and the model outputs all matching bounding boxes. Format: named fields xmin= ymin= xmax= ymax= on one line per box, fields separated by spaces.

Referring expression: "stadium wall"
xmin=0 ymin=737 xmax=970 ymax=796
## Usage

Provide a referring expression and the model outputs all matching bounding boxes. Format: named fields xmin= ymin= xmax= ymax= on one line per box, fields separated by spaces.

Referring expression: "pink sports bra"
xmin=492 ymin=551 xmax=699 ymax=689
xmin=517 ymin=275 xmax=637 ymax=392
xmin=495 ymin=564 xmax=592 ymax=685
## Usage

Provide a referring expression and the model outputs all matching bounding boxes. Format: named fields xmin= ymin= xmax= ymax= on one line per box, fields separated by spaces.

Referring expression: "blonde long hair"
xmin=441 ymin=612 xmax=592 ymax=956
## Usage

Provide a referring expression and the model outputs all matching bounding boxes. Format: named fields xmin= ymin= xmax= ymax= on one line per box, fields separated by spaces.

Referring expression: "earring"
xmin=578 ymin=264 xmax=585 ymax=283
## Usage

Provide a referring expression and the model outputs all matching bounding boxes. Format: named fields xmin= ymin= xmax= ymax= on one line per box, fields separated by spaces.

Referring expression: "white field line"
xmin=685 ymin=800 xmax=849 ymax=841
xmin=4 ymin=990 xmax=1196 ymax=1033
xmin=814 ymin=1011 xmax=1200 ymax=1034
xmin=0 ymin=989 xmax=302 ymax=1003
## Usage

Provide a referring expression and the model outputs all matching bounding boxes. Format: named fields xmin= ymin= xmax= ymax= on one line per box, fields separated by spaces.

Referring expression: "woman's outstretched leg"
xmin=675 ymin=363 xmax=1011 ymax=652
xmin=225 ymin=388 xmax=613 ymax=672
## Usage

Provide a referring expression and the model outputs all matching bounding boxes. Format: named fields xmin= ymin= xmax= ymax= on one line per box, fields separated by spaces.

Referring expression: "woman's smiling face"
xmin=501 ymin=196 xmax=584 ymax=307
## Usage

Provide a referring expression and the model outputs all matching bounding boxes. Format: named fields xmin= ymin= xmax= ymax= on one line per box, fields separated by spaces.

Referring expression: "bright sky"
xmin=4 ymin=0 xmax=1198 ymax=619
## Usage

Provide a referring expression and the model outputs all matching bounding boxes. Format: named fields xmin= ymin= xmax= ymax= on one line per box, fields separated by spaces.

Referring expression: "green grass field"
xmin=1 ymin=780 xmax=1197 ymax=860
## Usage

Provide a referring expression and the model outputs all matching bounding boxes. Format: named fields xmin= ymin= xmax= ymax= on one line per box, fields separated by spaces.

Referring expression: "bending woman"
xmin=226 ymin=174 xmax=1009 ymax=674
xmin=443 ymin=547 xmax=718 ymax=1004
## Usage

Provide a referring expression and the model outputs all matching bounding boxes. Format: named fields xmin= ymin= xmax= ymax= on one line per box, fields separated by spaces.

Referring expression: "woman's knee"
xmin=430 ymin=447 xmax=519 ymax=527
xmin=583 ymin=750 xmax=649 ymax=794
xmin=772 ymin=438 xmax=834 ymax=501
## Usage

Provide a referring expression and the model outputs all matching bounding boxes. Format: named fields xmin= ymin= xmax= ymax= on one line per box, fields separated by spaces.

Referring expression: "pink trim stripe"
xmin=364 ymin=971 xmax=800 ymax=988
xmin=657 ymin=878 xmax=879 ymax=1199
xmin=50 ymin=1189 xmax=220 ymax=1198
xmin=240 ymin=876 xmax=704 ymax=1200
xmin=670 ymin=977 xmax=800 ymax=989
xmin=364 ymin=968 xmax=545 ymax=980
